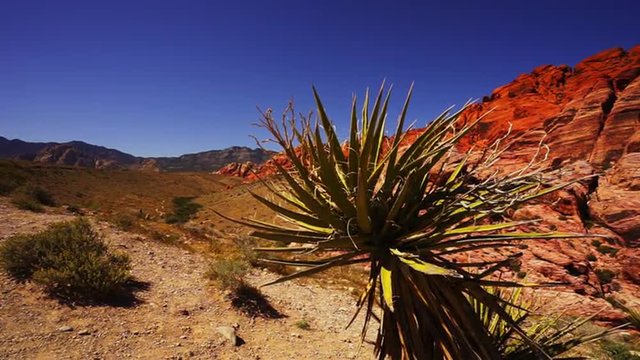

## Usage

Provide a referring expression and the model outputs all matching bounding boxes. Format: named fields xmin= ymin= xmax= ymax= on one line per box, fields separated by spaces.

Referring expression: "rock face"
xmin=590 ymin=153 xmax=640 ymax=246
xmin=457 ymin=47 xmax=639 ymax=167
xmin=32 ymin=141 xmax=139 ymax=169
xmin=217 ymin=46 xmax=640 ymax=308
xmin=454 ymin=46 xmax=640 ymax=246
xmin=152 ymin=147 xmax=274 ymax=172
xmin=0 ymin=137 xmax=274 ymax=172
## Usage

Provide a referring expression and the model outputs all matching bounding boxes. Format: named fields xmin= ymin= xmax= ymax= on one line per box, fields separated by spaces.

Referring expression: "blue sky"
xmin=1 ymin=0 xmax=638 ymax=156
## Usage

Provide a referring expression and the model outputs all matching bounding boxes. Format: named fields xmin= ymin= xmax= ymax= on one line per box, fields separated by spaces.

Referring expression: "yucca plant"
xmin=473 ymin=287 xmax=624 ymax=359
xmin=219 ymin=83 xmax=604 ymax=359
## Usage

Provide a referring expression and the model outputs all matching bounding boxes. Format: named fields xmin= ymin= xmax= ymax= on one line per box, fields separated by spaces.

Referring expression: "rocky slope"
xmin=216 ymin=46 xmax=640 ymax=307
xmin=0 ymin=137 xmax=274 ymax=172
xmin=149 ymin=146 xmax=274 ymax=172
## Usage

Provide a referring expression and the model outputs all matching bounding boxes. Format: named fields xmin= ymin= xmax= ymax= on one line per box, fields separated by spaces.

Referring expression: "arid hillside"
xmin=0 ymin=137 xmax=275 ymax=172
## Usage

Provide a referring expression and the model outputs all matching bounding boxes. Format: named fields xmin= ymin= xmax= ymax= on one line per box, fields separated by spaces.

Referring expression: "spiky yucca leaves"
xmin=473 ymin=288 xmax=622 ymax=359
xmin=228 ymin=84 xmax=600 ymax=359
xmin=608 ymin=299 xmax=640 ymax=330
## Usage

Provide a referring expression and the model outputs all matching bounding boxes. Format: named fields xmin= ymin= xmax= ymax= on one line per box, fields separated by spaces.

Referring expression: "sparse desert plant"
xmin=236 ymin=236 xmax=259 ymax=266
xmin=597 ymin=244 xmax=619 ymax=257
xmin=219 ymin=84 xmax=607 ymax=359
xmin=165 ymin=196 xmax=202 ymax=224
xmin=472 ymin=287 xmax=621 ymax=359
xmin=112 ymin=213 xmax=136 ymax=231
xmin=10 ymin=185 xmax=56 ymax=212
xmin=0 ymin=218 xmax=134 ymax=302
xmin=10 ymin=194 xmax=45 ymax=212
xmin=206 ymin=257 xmax=250 ymax=291
xmin=600 ymin=340 xmax=640 ymax=360
xmin=30 ymin=186 xmax=56 ymax=206
xmin=596 ymin=268 xmax=616 ymax=284
xmin=0 ymin=160 xmax=27 ymax=195
xmin=206 ymin=257 xmax=281 ymax=318
xmin=295 ymin=318 xmax=311 ymax=330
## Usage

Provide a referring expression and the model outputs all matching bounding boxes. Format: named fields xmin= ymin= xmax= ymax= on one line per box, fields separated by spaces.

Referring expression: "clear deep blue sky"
xmin=1 ymin=0 xmax=638 ymax=156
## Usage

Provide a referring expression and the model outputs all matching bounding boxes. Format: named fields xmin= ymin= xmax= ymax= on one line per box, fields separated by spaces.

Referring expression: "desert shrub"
xmin=10 ymin=185 xmax=56 ymax=212
xmin=595 ymin=268 xmax=616 ymax=284
xmin=0 ymin=218 xmax=133 ymax=302
xmin=592 ymin=239 xmax=603 ymax=247
xmin=0 ymin=161 xmax=27 ymax=195
xmin=30 ymin=186 xmax=56 ymax=206
xmin=206 ymin=257 xmax=281 ymax=318
xmin=587 ymin=253 xmax=598 ymax=262
xmin=10 ymin=195 xmax=44 ymax=212
xmin=236 ymin=236 xmax=258 ymax=266
xmin=206 ymin=258 xmax=249 ymax=290
xmin=600 ymin=341 xmax=640 ymax=360
xmin=597 ymin=244 xmax=619 ymax=257
xmin=471 ymin=287 xmax=618 ymax=359
xmin=295 ymin=319 xmax=311 ymax=330
xmin=165 ymin=196 xmax=202 ymax=224
xmin=112 ymin=213 xmax=136 ymax=231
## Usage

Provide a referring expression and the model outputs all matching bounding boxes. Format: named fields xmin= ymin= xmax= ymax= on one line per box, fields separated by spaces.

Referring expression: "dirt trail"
xmin=0 ymin=200 xmax=374 ymax=360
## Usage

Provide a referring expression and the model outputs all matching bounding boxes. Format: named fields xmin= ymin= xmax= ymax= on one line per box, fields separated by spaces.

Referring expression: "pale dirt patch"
xmin=0 ymin=199 xmax=374 ymax=360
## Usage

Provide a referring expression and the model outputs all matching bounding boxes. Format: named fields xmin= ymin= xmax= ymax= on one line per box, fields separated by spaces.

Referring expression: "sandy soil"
xmin=0 ymin=199 xmax=375 ymax=360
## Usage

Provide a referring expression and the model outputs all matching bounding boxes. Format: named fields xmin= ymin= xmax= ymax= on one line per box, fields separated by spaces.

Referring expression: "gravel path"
xmin=0 ymin=200 xmax=374 ymax=359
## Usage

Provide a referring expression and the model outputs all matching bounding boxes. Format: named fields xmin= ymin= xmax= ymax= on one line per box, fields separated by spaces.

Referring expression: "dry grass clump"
xmin=206 ymin=257 xmax=250 ymax=291
xmin=165 ymin=196 xmax=202 ymax=224
xmin=10 ymin=185 xmax=56 ymax=212
xmin=0 ymin=218 xmax=138 ymax=304
xmin=206 ymin=256 xmax=282 ymax=318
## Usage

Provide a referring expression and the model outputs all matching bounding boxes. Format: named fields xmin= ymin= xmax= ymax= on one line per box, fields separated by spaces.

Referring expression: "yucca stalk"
xmin=222 ymin=83 xmax=605 ymax=359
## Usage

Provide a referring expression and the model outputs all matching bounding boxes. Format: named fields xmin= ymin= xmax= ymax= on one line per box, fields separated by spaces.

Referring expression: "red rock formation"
xmin=215 ymin=161 xmax=257 ymax=178
xmin=217 ymin=47 xmax=640 ymax=319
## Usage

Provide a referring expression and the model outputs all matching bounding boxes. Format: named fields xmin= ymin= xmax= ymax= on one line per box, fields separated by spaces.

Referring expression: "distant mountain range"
xmin=0 ymin=136 xmax=275 ymax=172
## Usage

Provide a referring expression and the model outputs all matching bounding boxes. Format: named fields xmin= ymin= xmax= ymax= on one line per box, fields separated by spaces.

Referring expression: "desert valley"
xmin=1 ymin=46 xmax=639 ymax=359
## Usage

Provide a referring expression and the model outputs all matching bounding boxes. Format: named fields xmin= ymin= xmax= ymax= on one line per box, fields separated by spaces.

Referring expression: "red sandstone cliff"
xmin=217 ymin=47 xmax=640 ymax=316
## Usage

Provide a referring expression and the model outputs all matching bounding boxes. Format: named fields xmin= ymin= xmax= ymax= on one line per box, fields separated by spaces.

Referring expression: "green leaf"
xmin=380 ymin=265 xmax=394 ymax=312
xmin=391 ymin=248 xmax=461 ymax=277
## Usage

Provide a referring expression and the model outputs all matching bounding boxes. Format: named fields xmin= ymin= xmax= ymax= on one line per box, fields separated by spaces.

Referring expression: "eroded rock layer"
xmin=217 ymin=47 xmax=640 ymax=318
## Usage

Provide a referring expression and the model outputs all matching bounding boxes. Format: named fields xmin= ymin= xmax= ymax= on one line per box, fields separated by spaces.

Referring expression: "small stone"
xmin=180 ymin=335 xmax=188 ymax=339
xmin=290 ymin=332 xmax=301 ymax=338
xmin=77 ymin=329 xmax=91 ymax=336
xmin=216 ymin=326 xmax=238 ymax=346
xmin=58 ymin=326 xmax=73 ymax=332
